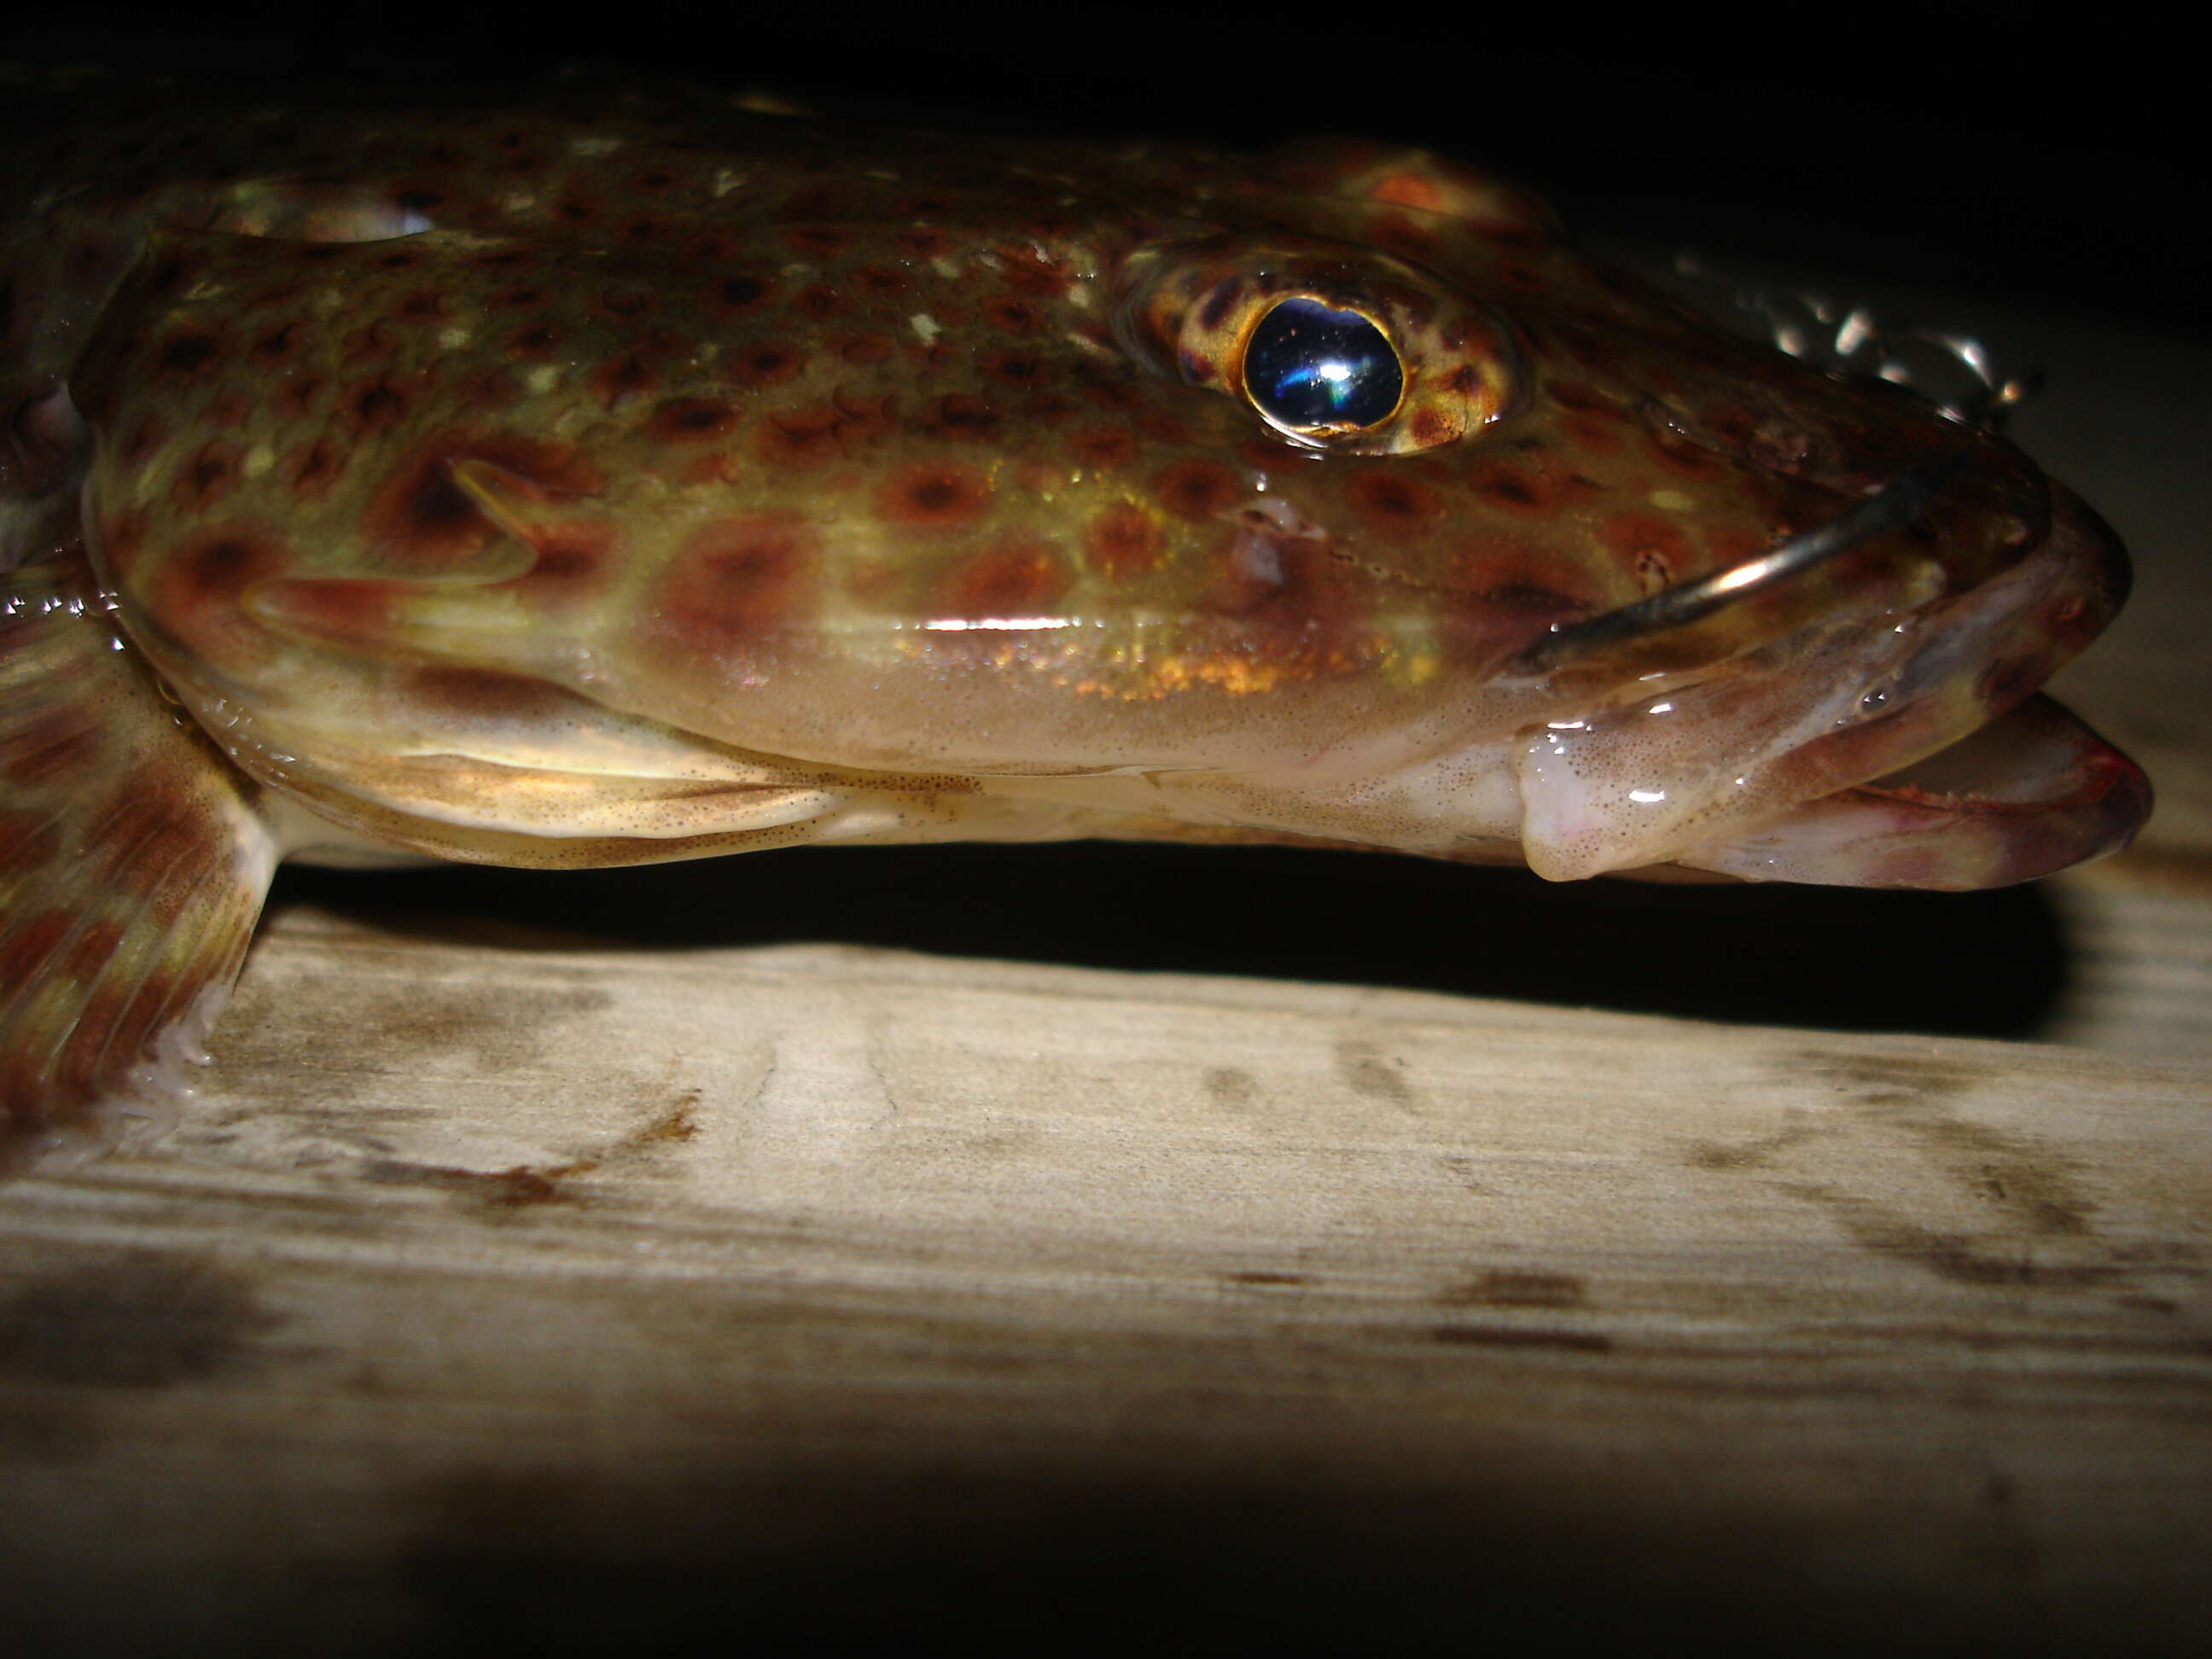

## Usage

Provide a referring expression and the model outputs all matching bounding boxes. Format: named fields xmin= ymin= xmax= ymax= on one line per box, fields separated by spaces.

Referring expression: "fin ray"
xmin=0 ymin=545 xmax=276 ymax=1171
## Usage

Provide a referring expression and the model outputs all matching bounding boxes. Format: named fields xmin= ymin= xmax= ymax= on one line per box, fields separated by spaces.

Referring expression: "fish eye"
xmin=1240 ymin=296 xmax=1405 ymax=437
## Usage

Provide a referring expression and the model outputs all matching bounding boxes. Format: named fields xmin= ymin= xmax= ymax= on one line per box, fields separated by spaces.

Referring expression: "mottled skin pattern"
xmin=0 ymin=75 xmax=2149 ymax=1168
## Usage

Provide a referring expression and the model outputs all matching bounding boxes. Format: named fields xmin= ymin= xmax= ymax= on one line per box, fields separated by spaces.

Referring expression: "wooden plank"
xmin=3 ymin=904 xmax=2208 ymax=1652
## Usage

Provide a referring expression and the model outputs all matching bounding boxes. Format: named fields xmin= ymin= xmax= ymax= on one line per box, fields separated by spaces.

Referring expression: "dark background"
xmin=18 ymin=2 xmax=2195 ymax=329
xmin=13 ymin=3 xmax=2191 ymax=1037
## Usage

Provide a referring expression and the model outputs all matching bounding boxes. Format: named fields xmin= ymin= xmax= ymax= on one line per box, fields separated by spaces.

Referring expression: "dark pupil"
xmin=1243 ymin=297 xmax=1402 ymax=430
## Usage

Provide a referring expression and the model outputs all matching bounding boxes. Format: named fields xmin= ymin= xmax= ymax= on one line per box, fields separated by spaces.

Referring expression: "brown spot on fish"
xmin=650 ymin=513 xmax=818 ymax=655
xmin=367 ymin=434 xmax=602 ymax=564
xmin=753 ymin=397 xmax=891 ymax=468
xmin=1647 ymin=426 xmax=1725 ymax=479
xmin=1154 ymin=458 xmax=1241 ymax=520
xmin=930 ymin=393 xmax=1004 ymax=442
xmin=504 ymin=319 xmax=563 ymax=358
xmin=703 ymin=272 xmax=776 ymax=314
xmin=589 ymin=350 xmax=660 ymax=411
xmin=1438 ymin=535 xmax=1600 ymax=667
xmin=119 ymin=412 xmax=166 ymax=466
xmin=936 ymin=538 xmax=1070 ymax=617
xmin=874 ymin=463 xmax=992 ymax=529
xmin=407 ymin=667 xmax=588 ymax=722
xmin=240 ymin=573 xmax=411 ymax=652
xmin=98 ymin=507 xmax=148 ymax=577
xmin=983 ymin=351 xmax=1051 ymax=387
xmin=150 ymin=527 xmax=287 ymax=661
xmin=893 ymin=223 xmax=954 ymax=259
xmin=507 ymin=524 xmax=614 ymax=601
xmin=280 ymin=438 xmax=344 ymax=499
xmin=343 ymin=374 xmax=411 ymax=439
xmin=1083 ymin=501 xmax=1163 ymax=579
xmin=1347 ymin=469 xmax=1443 ymax=529
xmin=1070 ymin=427 xmax=1138 ymax=470
xmin=592 ymin=288 xmax=656 ymax=323
xmin=851 ymin=265 xmax=915 ymax=300
xmin=727 ymin=342 xmax=804 ymax=387
xmin=156 ymin=329 xmax=220 ymax=375
xmin=836 ymin=332 xmax=896 ymax=366
xmin=1560 ymin=413 xmax=1623 ymax=454
xmin=1467 ymin=463 xmax=1550 ymax=514
xmin=995 ymin=246 xmax=1073 ymax=298
xmin=981 ymin=297 xmax=1045 ymax=334
xmin=647 ymin=397 xmax=739 ymax=444
xmin=1599 ymin=512 xmax=1694 ymax=588
xmin=170 ymin=439 xmax=242 ymax=509
xmin=274 ymin=372 xmax=327 ymax=419
xmin=1703 ymin=524 xmax=1767 ymax=568
xmin=392 ymin=289 xmax=451 ymax=323
xmin=553 ymin=190 xmax=602 ymax=226
xmin=455 ymin=365 xmax=520 ymax=410
xmin=784 ymin=224 xmax=850 ymax=257
xmin=249 ymin=321 xmax=301 ymax=362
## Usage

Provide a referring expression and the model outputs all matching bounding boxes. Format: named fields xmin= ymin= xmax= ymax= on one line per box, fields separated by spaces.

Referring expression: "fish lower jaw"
xmin=1672 ymin=695 xmax=2150 ymax=890
xmin=1510 ymin=684 xmax=2148 ymax=893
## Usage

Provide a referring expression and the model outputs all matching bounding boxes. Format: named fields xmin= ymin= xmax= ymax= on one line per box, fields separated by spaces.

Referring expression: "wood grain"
xmin=3 ymin=904 xmax=2208 ymax=1653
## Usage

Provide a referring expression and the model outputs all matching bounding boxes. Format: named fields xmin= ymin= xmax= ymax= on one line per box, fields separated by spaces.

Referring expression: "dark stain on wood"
xmin=1203 ymin=1067 xmax=1259 ymax=1109
xmin=224 ymin=972 xmax=616 ymax=1096
xmin=1778 ymin=1183 xmax=2128 ymax=1289
xmin=1435 ymin=1269 xmax=1587 ymax=1309
xmin=0 ymin=1251 xmax=283 ymax=1387
xmin=357 ymin=1093 xmax=702 ymax=1215
xmin=1335 ymin=1039 xmax=1415 ymax=1108
xmin=1684 ymin=1116 xmax=1826 ymax=1170
xmin=1812 ymin=1051 xmax=2102 ymax=1237
xmin=1429 ymin=1324 xmax=1613 ymax=1353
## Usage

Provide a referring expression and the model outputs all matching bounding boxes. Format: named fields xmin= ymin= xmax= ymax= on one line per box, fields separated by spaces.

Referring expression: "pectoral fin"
xmin=1 ymin=548 xmax=276 ymax=1172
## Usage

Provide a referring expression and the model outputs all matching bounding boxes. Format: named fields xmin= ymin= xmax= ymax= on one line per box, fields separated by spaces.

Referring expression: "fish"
xmin=0 ymin=74 xmax=2150 ymax=1170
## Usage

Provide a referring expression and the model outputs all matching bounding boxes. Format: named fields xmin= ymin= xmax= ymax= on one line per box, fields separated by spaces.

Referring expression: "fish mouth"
xmin=1677 ymin=691 xmax=2151 ymax=888
xmin=1510 ymin=470 xmax=2151 ymax=888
